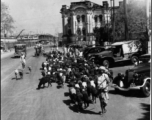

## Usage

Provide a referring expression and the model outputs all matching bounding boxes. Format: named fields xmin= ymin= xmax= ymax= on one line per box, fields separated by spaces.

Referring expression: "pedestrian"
xmin=18 ymin=69 xmax=24 ymax=79
xmin=96 ymin=67 xmax=110 ymax=114
xmin=20 ymin=52 xmax=26 ymax=69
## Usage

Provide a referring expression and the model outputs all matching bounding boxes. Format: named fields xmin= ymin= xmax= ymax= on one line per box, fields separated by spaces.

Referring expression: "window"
xmin=77 ymin=15 xmax=80 ymax=23
xmin=77 ymin=28 xmax=81 ymax=35
xmin=99 ymin=15 xmax=102 ymax=22
xmin=82 ymin=27 xmax=86 ymax=35
xmin=94 ymin=15 xmax=98 ymax=22
xmin=82 ymin=15 xmax=85 ymax=22
xmin=68 ymin=18 xmax=71 ymax=24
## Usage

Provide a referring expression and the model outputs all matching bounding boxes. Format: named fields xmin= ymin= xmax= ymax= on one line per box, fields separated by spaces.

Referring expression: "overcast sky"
xmin=2 ymin=0 xmax=122 ymax=36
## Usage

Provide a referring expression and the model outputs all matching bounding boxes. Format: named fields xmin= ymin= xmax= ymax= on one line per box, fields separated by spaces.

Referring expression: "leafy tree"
xmin=114 ymin=0 xmax=147 ymax=41
xmin=1 ymin=2 xmax=15 ymax=37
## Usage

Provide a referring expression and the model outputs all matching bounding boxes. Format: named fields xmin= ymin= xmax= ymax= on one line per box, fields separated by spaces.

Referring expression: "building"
xmin=60 ymin=0 xmax=121 ymax=46
xmin=17 ymin=34 xmax=55 ymax=43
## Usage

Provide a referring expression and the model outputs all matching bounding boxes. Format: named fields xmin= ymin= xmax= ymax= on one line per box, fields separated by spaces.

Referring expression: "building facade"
xmin=60 ymin=0 xmax=115 ymax=46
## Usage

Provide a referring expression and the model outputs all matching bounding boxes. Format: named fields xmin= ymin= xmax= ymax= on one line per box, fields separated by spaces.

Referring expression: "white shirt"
xmin=20 ymin=55 xmax=26 ymax=64
xmin=90 ymin=80 xmax=96 ymax=87
xmin=97 ymin=73 xmax=109 ymax=89
xmin=69 ymin=87 xmax=76 ymax=94
xmin=82 ymin=82 xmax=87 ymax=88
xmin=75 ymin=84 xmax=80 ymax=88
xmin=79 ymin=52 xmax=83 ymax=57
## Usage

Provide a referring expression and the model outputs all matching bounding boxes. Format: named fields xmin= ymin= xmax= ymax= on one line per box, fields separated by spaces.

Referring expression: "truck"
xmin=90 ymin=40 xmax=144 ymax=68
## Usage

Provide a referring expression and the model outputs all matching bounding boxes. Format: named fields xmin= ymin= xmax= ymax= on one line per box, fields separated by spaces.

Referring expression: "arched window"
xmin=68 ymin=18 xmax=71 ymax=24
xmin=77 ymin=28 xmax=81 ymax=35
xmin=82 ymin=27 xmax=86 ymax=35
xmin=99 ymin=15 xmax=102 ymax=22
xmin=77 ymin=15 xmax=80 ymax=23
xmin=82 ymin=15 xmax=85 ymax=22
xmin=68 ymin=29 xmax=71 ymax=35
xmin=94 ymin=15 xmax=98 ymax=23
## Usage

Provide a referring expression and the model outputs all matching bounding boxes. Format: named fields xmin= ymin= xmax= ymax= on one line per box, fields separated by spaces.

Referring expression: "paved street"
xmin=1 ymin=47 xmax=150 ymax=120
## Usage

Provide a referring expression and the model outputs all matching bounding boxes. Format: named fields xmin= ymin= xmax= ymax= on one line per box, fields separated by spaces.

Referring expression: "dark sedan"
xmin=112 ymin=53 xmax=151 ymax=97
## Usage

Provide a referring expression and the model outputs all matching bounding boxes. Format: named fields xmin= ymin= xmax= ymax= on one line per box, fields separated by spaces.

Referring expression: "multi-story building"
xmin=60 ymin=0 xmax=121 ymax=46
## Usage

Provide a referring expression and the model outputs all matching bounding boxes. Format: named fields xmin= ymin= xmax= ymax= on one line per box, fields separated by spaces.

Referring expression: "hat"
xmin=99 ymin=66 xmax=106 ymax=71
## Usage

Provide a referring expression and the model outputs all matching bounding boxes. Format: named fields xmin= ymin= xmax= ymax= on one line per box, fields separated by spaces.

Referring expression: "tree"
xmin=1 ymin=2 xmax=15 ymax=37
xmin=114 ymin=0 xmax=147 ymax=41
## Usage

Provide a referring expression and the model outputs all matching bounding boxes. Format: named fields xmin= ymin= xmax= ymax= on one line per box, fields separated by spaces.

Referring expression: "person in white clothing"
xmin=20 ymin=52 xmax=26 ymax=69
xmin=97 ymin=68 xmax=110 ymax=114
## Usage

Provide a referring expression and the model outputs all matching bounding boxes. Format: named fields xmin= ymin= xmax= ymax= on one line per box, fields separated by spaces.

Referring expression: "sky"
xmin=2 ymin=0 xmax=122 ymax=36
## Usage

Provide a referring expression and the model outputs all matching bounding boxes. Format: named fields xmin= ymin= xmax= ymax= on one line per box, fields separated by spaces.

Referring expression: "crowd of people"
xmin=38 ymin=47 xmax=113 ymax=115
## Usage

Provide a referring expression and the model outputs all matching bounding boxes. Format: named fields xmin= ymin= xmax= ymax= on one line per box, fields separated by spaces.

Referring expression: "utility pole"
xmin=124 ymin=0 xmax=128 ymax=40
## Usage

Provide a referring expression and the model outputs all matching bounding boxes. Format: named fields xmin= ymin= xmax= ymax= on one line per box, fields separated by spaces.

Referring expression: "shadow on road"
xmin=109 ymin=89 xmax=146 ymax=98
xmin=137 ymin=103 xmax=150 ymax=120
xmin=63 ymin=99 xmax=100 ymax=115
xmin=11 ymin=77 xmax=21 ymax=80
xmin=112 ymin=61 xmax=133 ymax=68
xmin=11 ymin=56 xmax=19 ymax=59
xmin=56 ymin=85 xmax=63 ymax=89
xmin=64 ymin=92 xmax=70 ymax=97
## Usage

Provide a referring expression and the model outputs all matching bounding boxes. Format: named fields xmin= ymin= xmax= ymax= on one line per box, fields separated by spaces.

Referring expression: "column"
xmin=62 ymin=14 xmax=66 ymax=35
xmin=89 ymin=14 xmax=93 ymax=33
xmin=70 ymin=11 xmax=76 ymax=34
xmin=73 ymin=15 xmax=76 ymax=34
xmin=86 ymin=12 xmax=90 ymax=34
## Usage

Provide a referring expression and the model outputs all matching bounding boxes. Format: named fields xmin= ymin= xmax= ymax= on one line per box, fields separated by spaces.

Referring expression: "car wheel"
xmin=131 ymin=56 xmax=139 ymax=65
xmin=141 ymin=80 xmax=150 ymax=97
xmin=102 ymin=59 xmax=110 ymax=68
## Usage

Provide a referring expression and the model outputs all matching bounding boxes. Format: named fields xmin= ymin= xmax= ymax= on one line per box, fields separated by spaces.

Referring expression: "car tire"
xmin=102 ymin=59 xmax=110 ymax=68
xmin=141 ymin=80 xmax=150 ymax=97
xmin=131 ymin=56 xmax=139 ymax=65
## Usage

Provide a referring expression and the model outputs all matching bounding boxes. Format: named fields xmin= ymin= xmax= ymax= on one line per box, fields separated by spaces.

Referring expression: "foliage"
xmin=1 ymin=2 xmax=15 ymax=37
xmin=114 ymin=0 xmax=147 ymax=41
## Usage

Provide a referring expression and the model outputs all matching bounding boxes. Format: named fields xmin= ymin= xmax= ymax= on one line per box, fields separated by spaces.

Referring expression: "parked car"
xmin=14 ymin=44 xmax=27 ymax=57
xmin=83 ymin=46 xmax=110 ymax=59
xmin=83 ymin=46 xmax=93 ymax=58
xmin=91 ymin=40 xmax=144 ymax=68
xmin=112 ymin=53 xmax=151 ymax=97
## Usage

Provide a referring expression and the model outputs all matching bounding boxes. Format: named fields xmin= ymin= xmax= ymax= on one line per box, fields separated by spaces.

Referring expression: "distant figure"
xmin=14 ymin=69 xmax=23 ymax=79
xmin=28 ymin=66 xmax=32 ymax=73
xmin=14 ymin=69 xmax=19 ymax=80
xmin=20 ymin=52 xmax=26 ymax=69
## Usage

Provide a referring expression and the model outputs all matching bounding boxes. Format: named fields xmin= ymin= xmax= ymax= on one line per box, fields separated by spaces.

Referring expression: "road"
xmin=1 ymin=47 xmax=150 ymax=120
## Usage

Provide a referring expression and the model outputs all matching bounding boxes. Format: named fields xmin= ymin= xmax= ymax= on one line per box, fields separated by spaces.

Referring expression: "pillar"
xmin=86 ymin=12 xmax=90 ymax=34
xmin=62 ymin=14 xmax=66 ymax=35
xmin=70 ymin=11 xmax=76 ymax=34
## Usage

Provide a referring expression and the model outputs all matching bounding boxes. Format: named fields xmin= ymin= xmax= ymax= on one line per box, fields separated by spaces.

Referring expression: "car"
xmin=91 ymin=40 xmax=144 ymax=68
xmin=14 ymin=44 xmax=27 ymax=57
xmin=112 ymin=53 xmax=151 ymax=97
xmin=83 ymin=46 xmax=110 ymax=59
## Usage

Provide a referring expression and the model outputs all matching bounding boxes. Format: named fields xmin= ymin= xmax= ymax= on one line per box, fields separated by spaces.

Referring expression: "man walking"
xmin=96 ymin=67 xmax=110 ymax=114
